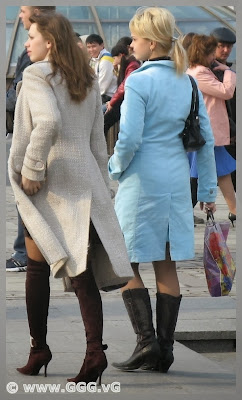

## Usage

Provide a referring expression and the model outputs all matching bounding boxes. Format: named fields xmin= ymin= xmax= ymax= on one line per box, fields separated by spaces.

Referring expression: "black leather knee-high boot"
xmin=156 ymin=292 xmax=182 ymax=373
xmin=112 ymin=288 xmax=160 ymax=371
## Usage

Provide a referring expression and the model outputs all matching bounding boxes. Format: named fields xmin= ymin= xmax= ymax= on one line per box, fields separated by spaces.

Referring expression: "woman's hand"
xmin=199 ymin=201 xmax=216 ymax=214
xmin=106 ymin=101 xmax=113 ymax=112
xmin=212 ymin=61 xmax=231 ymax=72
xmin=21 ymin=176 xmax=42 ymax=196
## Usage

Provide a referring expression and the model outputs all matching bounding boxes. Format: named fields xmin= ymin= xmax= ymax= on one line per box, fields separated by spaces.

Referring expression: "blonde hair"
xmin=129 ymin=7 xmax=187 ymax=74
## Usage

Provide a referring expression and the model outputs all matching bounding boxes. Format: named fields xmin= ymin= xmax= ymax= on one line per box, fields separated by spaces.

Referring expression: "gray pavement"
xmin=6 ymin=136 xmax=236 ymax=396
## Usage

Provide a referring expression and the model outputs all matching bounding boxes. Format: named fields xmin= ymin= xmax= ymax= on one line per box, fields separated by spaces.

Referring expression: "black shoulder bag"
xmin=179 ymin=75 xmax=206 ymax=152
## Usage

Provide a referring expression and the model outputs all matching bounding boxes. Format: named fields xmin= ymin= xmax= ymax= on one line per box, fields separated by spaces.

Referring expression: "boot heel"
xmin=97 ymin=372 xmax=103 ymax=386
xmin=228 ymin=213 xmax=236 ymax=227
xmin=44 ymin=362 xmax=50 ymax=377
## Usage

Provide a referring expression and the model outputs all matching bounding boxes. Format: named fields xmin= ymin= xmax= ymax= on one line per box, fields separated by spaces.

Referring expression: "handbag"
xmin=203 ymin=211 xmax=236 ymax=297
xmin=179 ymin=75 xmax=206 ymax=152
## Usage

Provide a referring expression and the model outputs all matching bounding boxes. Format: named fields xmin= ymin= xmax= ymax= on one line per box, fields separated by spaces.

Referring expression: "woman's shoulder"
xmin=187 ymin=65 xmax=211 ymax=75
xmin=23 ymin=61 xmax=52 ymax=79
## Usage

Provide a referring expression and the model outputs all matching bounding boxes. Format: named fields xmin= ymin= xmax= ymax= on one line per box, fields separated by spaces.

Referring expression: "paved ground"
xmin=5 ymin=136 xmax=237 ymax=397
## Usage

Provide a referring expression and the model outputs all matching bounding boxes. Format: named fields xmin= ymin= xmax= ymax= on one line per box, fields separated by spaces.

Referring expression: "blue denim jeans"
xmin=12 ymin=209 xmax=27 ymax=264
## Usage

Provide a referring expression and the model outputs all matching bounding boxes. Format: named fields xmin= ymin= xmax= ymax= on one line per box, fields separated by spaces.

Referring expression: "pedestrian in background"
xmin=108 ymin=7 xmax=217 ymax=373
xmin=104 ymin=43 xmax=140 ymax=136
xmin=86 ymin=33 xmax=117 ymax=104
xmin=211 ymin=27 xmax=236 ymax=225
xmin=187 ymin=34 xmax=236 ymax=220
xmin=8 ymin=13 xmax=133 ymax=383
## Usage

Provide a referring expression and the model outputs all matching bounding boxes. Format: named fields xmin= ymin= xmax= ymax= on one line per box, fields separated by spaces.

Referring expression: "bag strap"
xmin=207 ymin=209 xmax=215 ymax=223
xmin=187 ymin=74 xmax=199 ymax=117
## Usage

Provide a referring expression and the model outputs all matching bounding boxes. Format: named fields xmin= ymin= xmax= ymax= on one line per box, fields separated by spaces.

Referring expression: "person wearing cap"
xmin=210 ymin=27 xmax=236 ymax=211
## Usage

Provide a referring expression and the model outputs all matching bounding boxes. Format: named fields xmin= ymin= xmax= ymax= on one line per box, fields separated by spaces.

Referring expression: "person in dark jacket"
xmin=6 ymin=5 xmax=56 ymax=272
xmin=6 ymin=50 xmax=31 ymax=114
xmin=104 ymin=43 xmax=140 ymax=136
xmin=211 ymin=27 xmax=236 ymax=205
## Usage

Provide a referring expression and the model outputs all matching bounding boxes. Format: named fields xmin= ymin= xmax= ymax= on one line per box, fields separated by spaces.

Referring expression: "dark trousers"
xmin=101 ymin=94 xmax=111 ymax=105
xmin=104 ymin=101 xmax=122 ymax=137
xmin=13 ymin=209 xmax=27 ymax=263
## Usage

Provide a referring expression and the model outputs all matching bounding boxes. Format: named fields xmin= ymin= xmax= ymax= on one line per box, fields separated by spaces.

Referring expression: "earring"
xmin=148 ymin=48 xmax=153 ymax=61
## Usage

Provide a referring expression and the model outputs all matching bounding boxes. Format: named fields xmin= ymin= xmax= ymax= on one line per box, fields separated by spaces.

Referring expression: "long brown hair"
xmin=29 ymin=13 xmax=95 ymax=102
xmin=29 ymin=6 xmax=56 ymax=13
xmin=187 ymin=34 xmax=218 ymax=67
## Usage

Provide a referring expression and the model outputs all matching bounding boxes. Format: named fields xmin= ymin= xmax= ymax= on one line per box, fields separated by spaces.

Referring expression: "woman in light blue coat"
xmin=108 ymin=7 xmax=217 ymax=373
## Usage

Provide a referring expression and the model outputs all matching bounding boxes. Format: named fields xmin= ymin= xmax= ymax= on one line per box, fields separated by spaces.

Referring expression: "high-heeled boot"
xmin=67 ymin=267 xmax=107 ymax=384
xmin=228 ymin=212 xmax=236 ymax=227
xmin=156 ymin=292 xmax=182 ymax=373
xmin=112 ymin=288 xmax=160 ymax=371
xmin=17 ymin=257 xmax=52 ymax=377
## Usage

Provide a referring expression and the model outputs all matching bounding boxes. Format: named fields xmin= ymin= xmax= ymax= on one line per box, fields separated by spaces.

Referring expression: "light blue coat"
xmin=108 ymin=61 xmax=217 ymax=262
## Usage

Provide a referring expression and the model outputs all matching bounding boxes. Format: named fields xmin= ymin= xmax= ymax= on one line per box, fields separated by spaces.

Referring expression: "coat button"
xmin=36 ymin=161 xmax=43 ymax=169
xmin=16 ymin=165 xmax=21 ymax=171
xmin=209 ymin=189 xmax=213 ymax=194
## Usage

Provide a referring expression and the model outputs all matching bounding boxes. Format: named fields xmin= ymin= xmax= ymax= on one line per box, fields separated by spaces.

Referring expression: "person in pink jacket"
xmin=186 ymin=34 xmax=236 ymax=218
xmin=104 ymin=43 xmax=140 ymax=136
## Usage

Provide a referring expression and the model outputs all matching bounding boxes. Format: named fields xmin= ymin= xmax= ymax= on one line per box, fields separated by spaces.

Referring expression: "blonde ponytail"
xmin=172 ymin=37 xmax=188 ymax=75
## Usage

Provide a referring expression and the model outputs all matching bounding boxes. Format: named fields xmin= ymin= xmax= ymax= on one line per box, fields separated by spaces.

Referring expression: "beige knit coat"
xmin=8 ymin=61 xmax=133 ymax=291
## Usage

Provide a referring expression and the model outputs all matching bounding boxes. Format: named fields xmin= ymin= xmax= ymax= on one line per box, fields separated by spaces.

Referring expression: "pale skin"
xmin=119 ymin=33 xmax=216 ymax=297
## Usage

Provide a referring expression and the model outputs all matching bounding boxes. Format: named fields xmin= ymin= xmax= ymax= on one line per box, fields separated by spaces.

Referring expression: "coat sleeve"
xmin=195 ymin=87 xmax=217 ymax=202
xmin=20 ymin=66 xmax=62 ymax=181
xmin=108 ymin=75 xmax=145 ymax=180
xmin=90 ymin=81 xmax=110 ymax=189
xmin=196 ymin=68 xmax=236 ymax=100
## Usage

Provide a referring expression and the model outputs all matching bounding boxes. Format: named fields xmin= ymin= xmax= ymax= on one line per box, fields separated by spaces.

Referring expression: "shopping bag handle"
xmin=207 ymin=209 xmax=215 ymax=223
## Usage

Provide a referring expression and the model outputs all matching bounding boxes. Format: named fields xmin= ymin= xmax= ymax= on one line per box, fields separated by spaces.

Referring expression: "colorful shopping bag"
xmin=203 ymin=211 xmax=236 ymax=297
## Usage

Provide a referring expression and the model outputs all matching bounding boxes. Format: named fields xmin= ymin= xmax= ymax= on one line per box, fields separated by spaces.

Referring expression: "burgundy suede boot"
xmin=17 ymin=257 xmax=52 ymax=377
xmin=67 ymin=267 xmax=107 ymax=384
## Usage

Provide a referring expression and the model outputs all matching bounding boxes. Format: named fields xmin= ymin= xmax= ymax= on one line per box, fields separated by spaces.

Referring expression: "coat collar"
xmin=134 ymin=59 xmax=175 ymax=74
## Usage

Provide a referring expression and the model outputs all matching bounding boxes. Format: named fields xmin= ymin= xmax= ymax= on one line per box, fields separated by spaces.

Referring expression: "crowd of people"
xmin=6 ymin=5 xmax=236 ymax=384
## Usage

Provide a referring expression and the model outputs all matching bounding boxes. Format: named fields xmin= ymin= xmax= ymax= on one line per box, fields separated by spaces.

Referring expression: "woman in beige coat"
xmin=8 ymin=13 xmax=133 ymax=384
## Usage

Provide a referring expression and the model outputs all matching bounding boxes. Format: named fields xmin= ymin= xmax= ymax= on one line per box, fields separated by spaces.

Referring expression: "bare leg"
xmin=121 ymin=263 xmax=145 ymax=292
xmin=153 ymin=244 xmax=180 ymax=297
xmin=25 ymin=236 xmax=46 ymax=262
xmin=218 ymin=174 xmax=236 ymax=215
